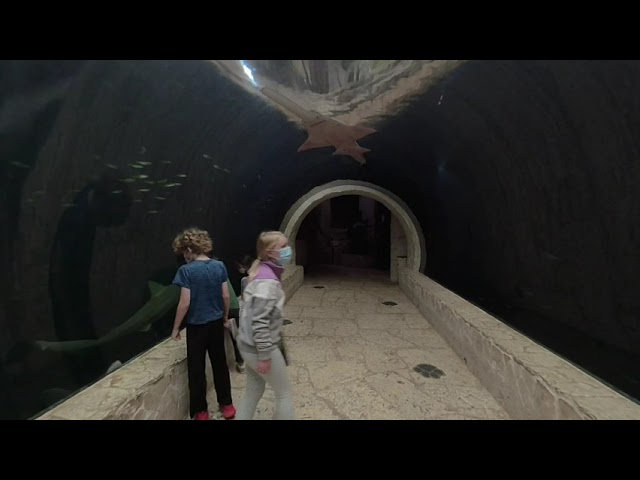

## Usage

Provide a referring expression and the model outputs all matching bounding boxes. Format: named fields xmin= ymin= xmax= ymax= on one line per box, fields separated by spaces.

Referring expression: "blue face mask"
xmin=277 ymin=246 xmax=293 ymax=266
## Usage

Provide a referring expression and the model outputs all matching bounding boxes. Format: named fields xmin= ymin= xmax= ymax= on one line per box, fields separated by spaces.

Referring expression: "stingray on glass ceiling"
xmin=260 ymin=86 xmax=376 ymax=165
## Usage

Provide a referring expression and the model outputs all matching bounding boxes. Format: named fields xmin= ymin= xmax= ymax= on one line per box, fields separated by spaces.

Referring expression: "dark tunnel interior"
xmin=1 ymin=59 xmax=639 ymax=419
xmin=296 ymin=196 xmax=392 ymax=274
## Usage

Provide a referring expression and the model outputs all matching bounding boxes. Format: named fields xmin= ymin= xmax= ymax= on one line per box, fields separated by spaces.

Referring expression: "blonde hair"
xmin=248 ymin=230 xmax=287 ymax=281
xmin=172 ymin=227 xmax=213 ymax=255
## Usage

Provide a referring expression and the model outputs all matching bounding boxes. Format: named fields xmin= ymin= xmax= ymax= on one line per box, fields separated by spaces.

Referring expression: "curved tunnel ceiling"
xmin=3 ymin=59 xmax=640 ymax=418
xmin=210 ymin=60 xmax=466 ymax=125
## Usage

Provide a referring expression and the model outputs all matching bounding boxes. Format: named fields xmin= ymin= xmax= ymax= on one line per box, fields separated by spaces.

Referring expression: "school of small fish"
xmin=18 ymin=147 xmax=235 ymax=216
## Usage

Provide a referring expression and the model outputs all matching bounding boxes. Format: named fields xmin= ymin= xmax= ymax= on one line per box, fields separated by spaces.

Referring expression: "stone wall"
xmin=390 ymin=214 xmax=407 ymax=283
xmin=397 ymin=260 xmax=640 ymax=420
xmin=36 ymin=266 xmax=304 ymax=420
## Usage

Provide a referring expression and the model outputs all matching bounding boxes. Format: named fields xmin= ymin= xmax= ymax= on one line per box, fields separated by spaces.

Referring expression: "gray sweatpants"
xmin=236 ymin=347 xmax=295 ymax=420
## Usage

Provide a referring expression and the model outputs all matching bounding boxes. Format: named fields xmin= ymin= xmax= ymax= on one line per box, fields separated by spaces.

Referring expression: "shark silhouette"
xmin=260 ymin=87 xmax=376 ymax=165
xmin=36 ymin=281 xmax=180 ymax=354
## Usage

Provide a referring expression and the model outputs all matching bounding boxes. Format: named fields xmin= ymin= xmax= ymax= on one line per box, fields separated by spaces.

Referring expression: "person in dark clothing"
xmin=224 ymin=255 xmax=255 ymax=373
xmin=236 ymin=254 xmax=254 ymax=297
xmin=226 ymin=280 xmax=244 ymax=373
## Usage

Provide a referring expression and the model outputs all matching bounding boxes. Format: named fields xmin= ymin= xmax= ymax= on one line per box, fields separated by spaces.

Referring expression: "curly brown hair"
xmin=172 ymin=227 xmax=213 ymax=255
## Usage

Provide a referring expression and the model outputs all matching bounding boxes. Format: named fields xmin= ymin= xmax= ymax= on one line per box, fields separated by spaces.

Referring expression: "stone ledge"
xmin=36 ymin=265 xmax=304 ymax=420
xmin=282 ymin=265 xmax=304 ymax=301
xmin=397 ymin=263 xmax=640 ymax=420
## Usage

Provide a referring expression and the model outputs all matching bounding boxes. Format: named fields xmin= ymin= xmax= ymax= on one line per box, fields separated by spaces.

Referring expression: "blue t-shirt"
xmin=172 ymin=259 xmax=228 ymax=325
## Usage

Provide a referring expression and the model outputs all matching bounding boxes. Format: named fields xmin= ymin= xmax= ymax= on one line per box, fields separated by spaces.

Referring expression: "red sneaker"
xmin=220 ymin=404 xmax=236 ymax=419
xmin=193 ymin=411 xmax=209 ymax=420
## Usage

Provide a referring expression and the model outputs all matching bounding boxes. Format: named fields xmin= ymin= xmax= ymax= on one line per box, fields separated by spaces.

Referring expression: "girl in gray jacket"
xmin=235 ymin=231 xmax=295 ymax=420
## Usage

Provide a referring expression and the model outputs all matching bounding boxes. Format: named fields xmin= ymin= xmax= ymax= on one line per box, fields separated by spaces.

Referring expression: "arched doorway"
xmin=279 ymin=180 xmax=426 ymax=281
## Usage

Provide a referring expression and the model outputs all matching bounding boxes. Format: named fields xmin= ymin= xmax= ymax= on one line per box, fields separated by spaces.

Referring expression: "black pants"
xmin=186 ymin=319 xmax=232 ymax=417
xmin=228 ymin=308 xmax=243 ymax=365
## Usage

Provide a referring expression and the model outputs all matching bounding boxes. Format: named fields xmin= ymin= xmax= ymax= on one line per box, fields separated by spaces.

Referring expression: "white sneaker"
xmin=235 ymin=362 xmax=245 ymax=373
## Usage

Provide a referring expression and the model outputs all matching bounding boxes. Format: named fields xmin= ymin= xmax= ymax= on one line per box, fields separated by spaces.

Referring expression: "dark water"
xmin=0 ymin=59 xmax=292 ymax=419
xmin=0 ymin=61 xmax=196 ymax=419
xmin=469 ymin=294 xmax=640 ymax=404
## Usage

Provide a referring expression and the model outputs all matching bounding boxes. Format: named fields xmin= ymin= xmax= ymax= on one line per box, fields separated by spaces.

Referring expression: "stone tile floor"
xmin=207 ymin=274 xmax=509 ymax=420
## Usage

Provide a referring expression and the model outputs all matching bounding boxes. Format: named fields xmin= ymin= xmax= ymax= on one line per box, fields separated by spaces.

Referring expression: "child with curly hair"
xmin=171 ymin=227 xmax=236 ymax=420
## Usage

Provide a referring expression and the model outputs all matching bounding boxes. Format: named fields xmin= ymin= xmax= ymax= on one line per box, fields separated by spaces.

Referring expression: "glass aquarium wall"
xmin=0 ymin=59 xmax=274 ymax=419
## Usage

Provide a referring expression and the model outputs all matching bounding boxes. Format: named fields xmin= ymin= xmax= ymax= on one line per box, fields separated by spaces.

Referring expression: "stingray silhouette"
xmin=261 ymin=87 xmax=376 ymax=165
